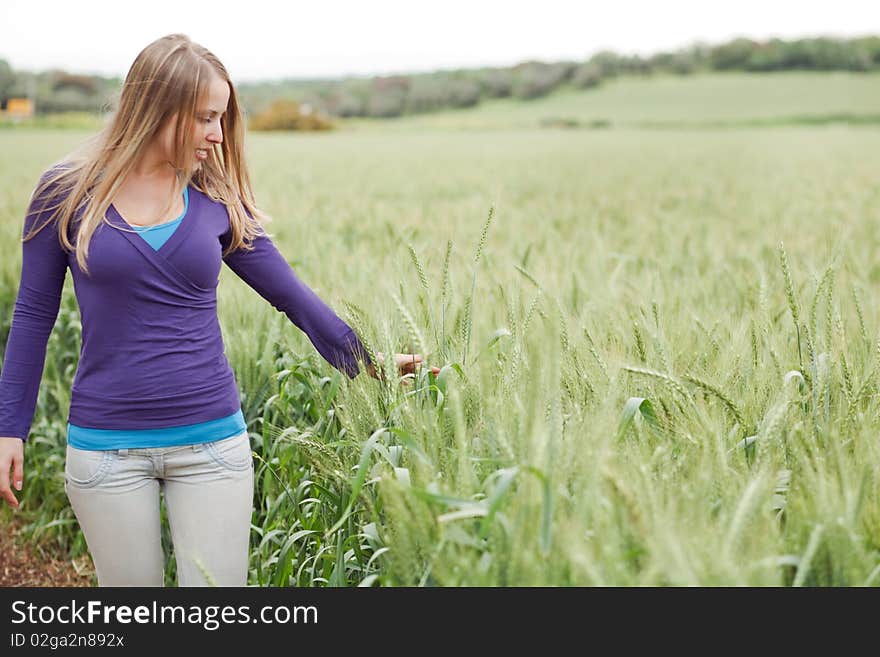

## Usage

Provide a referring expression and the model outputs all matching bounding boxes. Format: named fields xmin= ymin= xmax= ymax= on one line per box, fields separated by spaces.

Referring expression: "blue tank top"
xmin=67 ymin=186 xmax=247 ymax=450
xmin=127 ymin=185 xmax=189 ymax=250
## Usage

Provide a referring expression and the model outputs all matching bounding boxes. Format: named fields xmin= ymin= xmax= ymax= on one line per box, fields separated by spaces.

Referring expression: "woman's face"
xmin=155 ymin=71 xmax=231 ymax=172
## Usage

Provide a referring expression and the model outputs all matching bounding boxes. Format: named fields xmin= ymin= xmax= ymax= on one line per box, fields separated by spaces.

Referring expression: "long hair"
xmin=23 ymin=33 xmax=269 ymax=274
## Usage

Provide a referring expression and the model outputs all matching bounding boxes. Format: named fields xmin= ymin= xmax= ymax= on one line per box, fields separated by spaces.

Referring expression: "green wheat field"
xmin=2 ymin=72 xmax=880 ymax=586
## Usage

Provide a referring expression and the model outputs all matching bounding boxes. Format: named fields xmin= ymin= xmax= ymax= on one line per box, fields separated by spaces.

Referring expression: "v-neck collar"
xmin=107 ymin=184 xmax=197 ymax=258
xmin=105 ymin=185 xmax=212 ymax=294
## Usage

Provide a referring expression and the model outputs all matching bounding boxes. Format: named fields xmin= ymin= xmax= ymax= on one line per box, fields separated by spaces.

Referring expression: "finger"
xmin=401 ymin=354 xmax=425 ymax=375
xmin=13 ymin=453 xmax=23 ymax=491
xmin=0 ymin=462 xmax=18 ymax=509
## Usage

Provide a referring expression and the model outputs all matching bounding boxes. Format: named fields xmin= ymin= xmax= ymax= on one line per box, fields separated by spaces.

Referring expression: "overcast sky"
xmin=2 ymin=0 xmax=877 ymax=82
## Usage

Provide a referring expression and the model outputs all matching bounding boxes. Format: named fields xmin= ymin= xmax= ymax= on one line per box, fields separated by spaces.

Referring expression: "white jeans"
xmin=64 ymin=430 xmax=254 ymax=587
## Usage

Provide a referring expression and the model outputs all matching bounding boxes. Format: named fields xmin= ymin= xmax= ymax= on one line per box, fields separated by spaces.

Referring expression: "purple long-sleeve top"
xmin=0 ymin=169 xmax=370 ymax=442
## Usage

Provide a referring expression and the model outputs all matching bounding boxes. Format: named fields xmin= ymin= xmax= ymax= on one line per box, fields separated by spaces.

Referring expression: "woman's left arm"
xmin=221 ymin=224 xmax=437 ymax=380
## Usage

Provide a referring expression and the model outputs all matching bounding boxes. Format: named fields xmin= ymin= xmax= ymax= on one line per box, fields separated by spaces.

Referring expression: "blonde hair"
xmin=23 ymin=33 xmax=269 ymax=274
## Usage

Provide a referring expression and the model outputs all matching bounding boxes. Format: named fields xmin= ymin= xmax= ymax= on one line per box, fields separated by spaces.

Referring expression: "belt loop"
xmin=191 ymin=443 xmax=203 ymax=452
xmin=118 ymin=448 xmax=129 ymax=458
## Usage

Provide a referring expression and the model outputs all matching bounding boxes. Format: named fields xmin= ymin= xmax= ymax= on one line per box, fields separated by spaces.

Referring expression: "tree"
xmin=248 ymin=98 xmax=333 ymax=131
xmin=710 ymin=38 xmax=756 ymax=70
xmin=572 ymin=62 xmax=602 ymax=89
xmin=0 ymin=59 xmax=16 ymax=99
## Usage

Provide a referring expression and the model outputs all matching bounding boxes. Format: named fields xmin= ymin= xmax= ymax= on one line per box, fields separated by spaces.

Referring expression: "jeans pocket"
xmin=65 ymin=445 xmax=115 ymax=488
xmin=204 ymin=431 xmax=253 ymax=472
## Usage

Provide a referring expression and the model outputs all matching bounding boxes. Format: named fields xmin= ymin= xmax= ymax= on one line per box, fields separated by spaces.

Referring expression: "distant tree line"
xmin=2 ymin=36 xmax=878 ymax=124
xmin=238 ymin=36 xmax=880 ymax=120
xmin=0 ymin=60 xmax=121 ymax=114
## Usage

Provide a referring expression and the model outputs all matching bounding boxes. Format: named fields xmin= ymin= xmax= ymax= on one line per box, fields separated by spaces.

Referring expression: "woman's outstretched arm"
xmin=221 ymin=211 xmax=439 ymax=381
xmin=221 ymin=222 xmax=373 ymax=378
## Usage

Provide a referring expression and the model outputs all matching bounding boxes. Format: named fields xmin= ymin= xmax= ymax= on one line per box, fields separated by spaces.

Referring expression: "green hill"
xmin=344 ymin=72 xmax=880 ymax=131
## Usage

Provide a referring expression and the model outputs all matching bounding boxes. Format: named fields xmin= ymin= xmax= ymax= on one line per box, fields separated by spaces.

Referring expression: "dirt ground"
xmin=0 ymin=512 xmax=94 ymax=587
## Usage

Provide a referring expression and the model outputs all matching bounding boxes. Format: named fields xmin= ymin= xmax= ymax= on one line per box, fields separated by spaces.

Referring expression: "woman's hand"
xmin=366 ymin=352 xmax=440 ymax=381
xmin=0 ymin=437 xmax=24 ymax=510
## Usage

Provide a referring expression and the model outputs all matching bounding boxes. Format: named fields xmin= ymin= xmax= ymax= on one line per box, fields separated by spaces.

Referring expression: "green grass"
xmin=1 ymin=72 xmax=879 ymax=585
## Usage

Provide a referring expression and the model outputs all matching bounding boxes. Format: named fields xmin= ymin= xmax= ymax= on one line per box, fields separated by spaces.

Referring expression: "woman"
xmin=0 ymin=34 xmax=436 ymax=586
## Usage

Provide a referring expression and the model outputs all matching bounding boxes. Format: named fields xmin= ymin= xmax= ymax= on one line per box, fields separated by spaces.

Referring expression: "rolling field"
xmin=1 ymin=73 xmax=879 ymax=585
